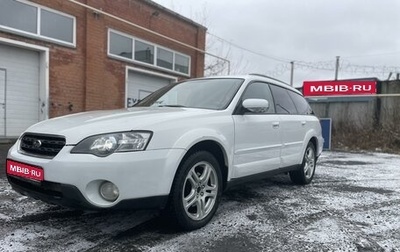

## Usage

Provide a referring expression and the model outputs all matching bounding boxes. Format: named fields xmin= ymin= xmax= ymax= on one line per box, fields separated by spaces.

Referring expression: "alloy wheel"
xmin=182 ymin=161 xmax=219 ymax=221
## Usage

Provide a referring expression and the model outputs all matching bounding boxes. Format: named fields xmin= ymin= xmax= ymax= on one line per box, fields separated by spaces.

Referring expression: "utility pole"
xmin=334 ymin=56 xmax=340 ymax=80
xmin=290 ymin=61 xmax=294 ymax=86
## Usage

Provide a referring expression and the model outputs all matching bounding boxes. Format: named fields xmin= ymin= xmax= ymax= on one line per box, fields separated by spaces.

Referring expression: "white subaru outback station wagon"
xmin=6 ymin=74 xmax=323 ymax=230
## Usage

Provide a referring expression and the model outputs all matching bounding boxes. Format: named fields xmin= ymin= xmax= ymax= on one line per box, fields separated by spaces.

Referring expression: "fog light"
xmin=99 ymin=181 xmax=119 ymax=202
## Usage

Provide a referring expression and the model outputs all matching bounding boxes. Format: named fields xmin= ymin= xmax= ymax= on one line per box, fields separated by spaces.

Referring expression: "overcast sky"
xmin=153 ymin=0 xmax=400 ymax=87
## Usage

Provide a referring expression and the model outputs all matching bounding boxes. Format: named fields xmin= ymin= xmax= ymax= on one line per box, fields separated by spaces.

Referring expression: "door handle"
xmin=272 ymin=122 xmax=280 ymax=129
xmin=301 ymin=121 xmax=306 ymax=126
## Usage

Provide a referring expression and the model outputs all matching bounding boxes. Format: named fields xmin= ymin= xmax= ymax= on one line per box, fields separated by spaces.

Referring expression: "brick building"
xmin=0 ymin=0 xmax=206 ymax=137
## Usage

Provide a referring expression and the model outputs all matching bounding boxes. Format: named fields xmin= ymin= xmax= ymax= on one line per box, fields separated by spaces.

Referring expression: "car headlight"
xmin=71 ymin=131 xmax=152 ymax=157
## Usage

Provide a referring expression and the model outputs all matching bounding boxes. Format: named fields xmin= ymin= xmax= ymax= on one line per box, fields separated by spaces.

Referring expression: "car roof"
xmin=191 ymin=74 xmax=302 ymax=96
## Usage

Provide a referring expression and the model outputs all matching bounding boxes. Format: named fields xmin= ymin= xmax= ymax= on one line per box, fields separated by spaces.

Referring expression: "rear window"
xmin=269 ymin=85 xmax=297 ymax=114
xmin=288 ymin=91 xmax=314 ymax=115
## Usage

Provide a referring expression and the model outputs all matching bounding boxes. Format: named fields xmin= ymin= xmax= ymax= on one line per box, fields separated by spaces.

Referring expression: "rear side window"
xmin=269 ymin=85 xmax=297 ymax=114
xmin=288 ymin=91 xmax=313 ymax=115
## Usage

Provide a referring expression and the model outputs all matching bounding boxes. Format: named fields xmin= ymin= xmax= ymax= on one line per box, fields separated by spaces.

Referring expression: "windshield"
xmin=135 ymin=78 xmax=244 ymax=110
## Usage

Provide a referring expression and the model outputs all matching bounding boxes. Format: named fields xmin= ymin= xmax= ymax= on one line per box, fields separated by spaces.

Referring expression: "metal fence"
xmin=308 ymin=80 xmax=400 ymax=131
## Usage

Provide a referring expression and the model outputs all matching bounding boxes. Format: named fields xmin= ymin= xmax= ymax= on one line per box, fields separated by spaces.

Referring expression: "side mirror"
xmin=242 ymin=99 xmax=269 ymax=114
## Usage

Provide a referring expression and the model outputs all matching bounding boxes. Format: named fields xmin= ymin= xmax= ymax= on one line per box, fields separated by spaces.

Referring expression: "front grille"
xmin=20 ymin=133 xmax=66 ymax=158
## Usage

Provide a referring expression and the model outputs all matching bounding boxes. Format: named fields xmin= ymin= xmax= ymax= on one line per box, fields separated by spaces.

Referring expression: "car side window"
xmin=288 ymin=91 xmax=314 ymax=115
xmin=241 ymin=82 xmax=275 ymax=114
xmin=269 ymin=85 xmax=297 ymax=114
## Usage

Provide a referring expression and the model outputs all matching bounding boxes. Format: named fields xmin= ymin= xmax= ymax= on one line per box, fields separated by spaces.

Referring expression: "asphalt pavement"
xmin=0 ymin=142 xmax=14 ymax=178
xmin=1 ymin=144 xmax=400 ymax=252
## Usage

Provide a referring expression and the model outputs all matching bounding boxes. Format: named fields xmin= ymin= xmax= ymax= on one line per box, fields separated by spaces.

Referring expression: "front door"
xmin=233 ymin=114 xmax=282 ymax=178
xmin=232 ymin=81 xmax=282 ymax=178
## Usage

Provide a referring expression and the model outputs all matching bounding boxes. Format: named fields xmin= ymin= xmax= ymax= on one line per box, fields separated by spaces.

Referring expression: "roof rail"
xmin=248 ymin=73 xmax=289 ymax=85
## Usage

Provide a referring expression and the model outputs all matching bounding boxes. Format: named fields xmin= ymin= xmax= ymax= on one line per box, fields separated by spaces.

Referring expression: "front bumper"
xmin=7 ymin=175 xmax=169 ymax=210
xmin=7 ymin=143 xmax=185 ymax=209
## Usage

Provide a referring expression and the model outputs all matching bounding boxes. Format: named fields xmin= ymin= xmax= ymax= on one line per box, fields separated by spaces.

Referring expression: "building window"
xmin=157 ymin=48 xmax=173 ymax=70
xmin=0 ymin=0 xmax=76 ymax=46
xmin=135 ymin=40 xmax=154 ymax=64
xmin=40 ymin=9 xmax=74 ymax=44
xmin=109 ymin=32 xmax=133 ymax=59
xmin=108 ymin=29 xmax=190 ymax=76
xmin=175 ymin=54 xmax=190 ymax=74
xmin=0 ymin=0 xmax=37 ymax=33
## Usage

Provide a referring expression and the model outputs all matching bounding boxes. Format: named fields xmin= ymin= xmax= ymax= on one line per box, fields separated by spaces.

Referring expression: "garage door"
xmin=126 ymin=71 xmax=175 ymax=107
xmin=0 ymin=44 xmax=40 ymax=137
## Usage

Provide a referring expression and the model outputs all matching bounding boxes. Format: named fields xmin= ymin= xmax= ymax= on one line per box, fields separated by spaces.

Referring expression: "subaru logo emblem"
xmin=33 ymin=139 xmax=42 ymax=148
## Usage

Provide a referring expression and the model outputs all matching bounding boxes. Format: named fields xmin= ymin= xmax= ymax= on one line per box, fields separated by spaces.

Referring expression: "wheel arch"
xmin=301 ymin=136 xmax=318 ymax=164
xmin=177 ymin=140 xmax=229 ymax=191
xmin=309 ymin=136 xmax=318 ymax=153
xmin=300 ymin=128 xmax=322 ymax=164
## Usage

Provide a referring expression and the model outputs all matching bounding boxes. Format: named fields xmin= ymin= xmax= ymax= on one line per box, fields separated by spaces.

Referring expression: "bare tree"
xmin=170 ymin=2 xmax=249 ymax=76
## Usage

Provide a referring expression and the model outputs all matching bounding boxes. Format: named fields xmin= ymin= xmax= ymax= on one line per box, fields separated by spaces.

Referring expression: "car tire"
xmin=290 ymin=142 xmax=316 ymax=185
xmin=168 ymin=151 xmax=222 ymax=231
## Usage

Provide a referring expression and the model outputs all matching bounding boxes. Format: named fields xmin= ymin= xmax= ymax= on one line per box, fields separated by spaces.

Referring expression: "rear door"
xmin=269 ymin=85 xmax=307 ymax=167
xmin=232 ymin=82 xmax=282 ymax=178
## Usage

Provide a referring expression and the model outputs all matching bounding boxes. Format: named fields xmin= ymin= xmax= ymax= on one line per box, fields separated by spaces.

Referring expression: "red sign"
xmin=6 ymin=160 xmax=44 ymax=181
xmin=303 ymin=80 xmax=377 ymax=97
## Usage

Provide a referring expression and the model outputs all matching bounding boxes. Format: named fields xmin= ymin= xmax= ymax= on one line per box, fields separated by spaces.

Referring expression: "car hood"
xmin=25 ymin=107 xmax=222 ymax=144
